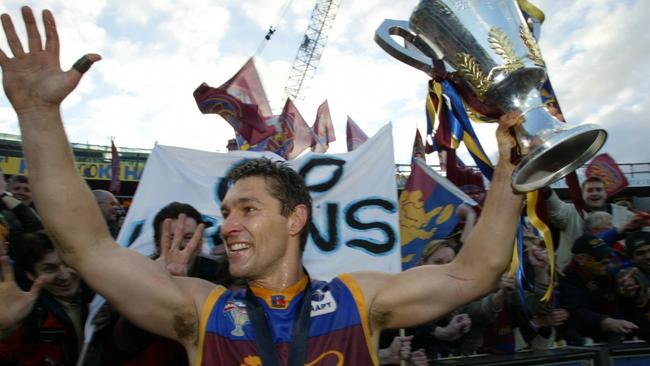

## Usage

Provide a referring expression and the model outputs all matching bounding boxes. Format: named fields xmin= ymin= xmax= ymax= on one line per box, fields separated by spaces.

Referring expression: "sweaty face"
xmin=9 ymin=182 xmax=32 ymax=205
xmin=424 ymin=246 xmax=456 ymax=265
xmin=632 ymin=245 xmax=650 ymax=273
xmin=220 ymin=176 xmax=293 ymax=280
xmin=582 ymin=182 xmax=606 ymax=210
xmin=29 ymin=251 xmax=81 ymax=300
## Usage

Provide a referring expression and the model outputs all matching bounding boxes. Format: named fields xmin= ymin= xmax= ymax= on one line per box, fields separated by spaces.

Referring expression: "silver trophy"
xmin=375 ymin=0 xmax=607 ymax=192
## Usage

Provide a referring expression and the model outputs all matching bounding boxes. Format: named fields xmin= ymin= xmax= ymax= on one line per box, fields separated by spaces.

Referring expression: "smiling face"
xmin=220 ymin=176 xmax=301 ymax=282
xmin=582 ymin=180 xmax=607 ymax=210
xmin=9 ymin=182 xmax=32 ymax=206
xmin=28 ymin=250 xmax=81 ymax=300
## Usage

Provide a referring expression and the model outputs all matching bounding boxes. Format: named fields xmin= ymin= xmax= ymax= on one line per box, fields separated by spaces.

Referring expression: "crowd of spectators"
xmin=380 ymin=175 xmax=650 ymax=365
xmin=1 ymin=171 xmax=650 ymax=365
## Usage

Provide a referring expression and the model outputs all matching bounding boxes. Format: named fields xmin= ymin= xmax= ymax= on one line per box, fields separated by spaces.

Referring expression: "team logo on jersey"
xmin=271 ymin=294 xmax=287 ymax=309
xmin=310 ymin=289 xmax=337 ymax=317
xmin=224 ymin=301 xmax=249 ymax=336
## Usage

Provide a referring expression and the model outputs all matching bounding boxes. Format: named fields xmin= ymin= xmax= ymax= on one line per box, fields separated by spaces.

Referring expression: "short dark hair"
xmin=7 ymin=175 xmax=29 ymax=187
xmin=152 ymin=202 xmax=203 ymax=248
xmin=14 ymin=230 xmax=54 ymax=274
xmin=226 ymin=158 xmax=312 ymax=251
xmin=581 ymin=176 xmax=605 ymax=191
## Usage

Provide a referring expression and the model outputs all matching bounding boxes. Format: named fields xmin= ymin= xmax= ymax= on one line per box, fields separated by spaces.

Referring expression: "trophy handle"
xmin=374 ymin=19 xmax=434 ymax=75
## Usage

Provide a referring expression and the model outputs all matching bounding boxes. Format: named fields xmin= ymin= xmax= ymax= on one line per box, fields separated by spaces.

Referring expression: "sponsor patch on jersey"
xmin=310 ymin=289 xmax=337 ymax=317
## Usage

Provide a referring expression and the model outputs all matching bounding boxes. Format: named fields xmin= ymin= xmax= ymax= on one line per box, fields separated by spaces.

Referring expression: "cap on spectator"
xmin=572 ymin=234 xmax=612 ymax=259
xmin=626 ymin=231 xmax=650 ymax=257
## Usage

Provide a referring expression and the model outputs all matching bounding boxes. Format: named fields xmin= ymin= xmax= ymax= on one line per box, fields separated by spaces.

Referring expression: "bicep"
xmin=74 ymin=242 xmax=200 ymax=343
xmin=356 ymin=264 xmax=494 ymax=331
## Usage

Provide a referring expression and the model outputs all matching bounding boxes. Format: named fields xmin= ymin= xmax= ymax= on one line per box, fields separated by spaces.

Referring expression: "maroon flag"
xmin=264 ymin=99 xmax=313 ymax=160
xmin=346 ymin=116 xmax=368 ymax=152
xmin=311 ymin=100 xmax=336 ymax=153
xmin=109 ymin=139 xmax=121 ymax=195
xmin=193 ymin=58 xmax=274 ymax=145
xmin=585 ymin=153 xmax=629 ymax=197
xmin=282 ymin=99 xmax=313 ymax=160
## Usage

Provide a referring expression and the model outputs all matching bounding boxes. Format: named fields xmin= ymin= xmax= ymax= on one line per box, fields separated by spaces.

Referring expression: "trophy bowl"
xmin=375 ymin=0 xmax=607 ymax=192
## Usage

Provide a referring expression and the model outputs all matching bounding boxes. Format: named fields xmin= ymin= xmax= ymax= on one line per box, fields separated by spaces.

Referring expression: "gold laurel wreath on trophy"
xmin=455 ymin=25 xmax=545 ymax=101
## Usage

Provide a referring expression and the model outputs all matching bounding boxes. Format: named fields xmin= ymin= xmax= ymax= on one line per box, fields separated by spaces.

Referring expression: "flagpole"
xmin=399 ymin=328 xmax=407 ymax=366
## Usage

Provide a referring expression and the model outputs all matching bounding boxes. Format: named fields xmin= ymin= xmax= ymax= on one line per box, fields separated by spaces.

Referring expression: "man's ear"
xmin=288 ymin=204 xmax=309 ymax=237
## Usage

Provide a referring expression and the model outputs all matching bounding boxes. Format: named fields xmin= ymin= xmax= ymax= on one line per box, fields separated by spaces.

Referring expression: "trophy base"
xmin=511 ymin=124 xmax=607 ymax=192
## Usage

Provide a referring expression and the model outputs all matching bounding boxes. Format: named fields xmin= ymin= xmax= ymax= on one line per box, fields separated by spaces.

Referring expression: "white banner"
xmin=117 ymin=124 xmax=401 ymax=280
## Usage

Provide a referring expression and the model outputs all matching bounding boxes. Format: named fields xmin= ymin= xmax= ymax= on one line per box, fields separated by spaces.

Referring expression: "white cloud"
xmin=0 ymin=0 xmax=648 ymax=166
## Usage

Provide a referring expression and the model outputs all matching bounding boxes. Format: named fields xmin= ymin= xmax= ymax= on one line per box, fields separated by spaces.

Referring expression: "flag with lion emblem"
xmin=399 ymin=158 xmax=477 ymax=269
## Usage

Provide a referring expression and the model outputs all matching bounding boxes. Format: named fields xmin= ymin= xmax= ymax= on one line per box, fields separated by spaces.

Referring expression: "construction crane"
xmin=284 ymin=0 xmax=342 ymax=101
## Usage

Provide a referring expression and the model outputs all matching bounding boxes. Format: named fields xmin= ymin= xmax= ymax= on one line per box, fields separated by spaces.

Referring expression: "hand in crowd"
xmin=156 ymin=214 xmax=204 ymax=276
xmin=620 ymin=211 xmax=650 ymax=233
xmin=531 ymin=308 xmax=569 ymax=328
xmin=0 ymin=7 xmax=101 ymax=114
xmin=616 ymin=268 xmax=640 ymax=298
xmin=600 ymin=318 xmax=639 ymax=334
xmin=409 ymin=349 xmax=428 ymax=366
xmin=434 ymin=313 xmax=471 ymax=341
xmin=0 ymin=256 xmax=48 ymax=334
xmin=497 ymin=273 xmax=516 ymax=292
xmin=380 ymin=335 xmax=414 ymax=365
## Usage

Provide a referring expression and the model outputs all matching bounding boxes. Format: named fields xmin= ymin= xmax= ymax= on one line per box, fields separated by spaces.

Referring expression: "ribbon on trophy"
xmin=426 ymin=61 xmax=556 ymax=303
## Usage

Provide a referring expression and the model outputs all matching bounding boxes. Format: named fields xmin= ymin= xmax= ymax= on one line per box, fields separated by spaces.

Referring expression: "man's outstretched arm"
xmin=353 ymin=112 xmax=525 ymax=334
xmin=0 ymin=7 xmax=202 ymax=346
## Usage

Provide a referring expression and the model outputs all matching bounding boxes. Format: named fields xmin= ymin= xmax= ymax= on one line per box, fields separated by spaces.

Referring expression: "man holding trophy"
xmin=0 ymin=2 xmax=604 ymax=365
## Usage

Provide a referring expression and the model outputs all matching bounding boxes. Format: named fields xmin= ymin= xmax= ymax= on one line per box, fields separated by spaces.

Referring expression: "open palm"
xmin=0 ymin=256 xmax=45 ymax=330
xmin=0 ymin=7 xmax=99 ymax=113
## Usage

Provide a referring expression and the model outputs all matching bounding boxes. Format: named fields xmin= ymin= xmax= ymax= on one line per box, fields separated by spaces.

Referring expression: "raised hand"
xmin=157 ymin=214 xmax=205 ymax=276
xmin=0 ymin=6 xmax=100 ymax=114
xmin=0 ymin=256 xmax=47 ymax=332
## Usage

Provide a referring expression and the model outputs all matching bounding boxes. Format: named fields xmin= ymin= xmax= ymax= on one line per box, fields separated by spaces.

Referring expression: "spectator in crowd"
xmin=583 ymin=211 xmax=649 ymax=252
xmin=405 ymin=239 xmax=507 ymax=358
xmin=0 ymin=7 xmax=522 ymax=364
xmin=0 ymin=231 xmax=112 ymax=365
xmin=558 ymin=233 xmax=638 ymax=344
xmin=112 ymin=204 xmax=209 ymax=365
xmin=545 ymin=176 xmax=634 ymax=272
xmin=7 ymin=175 xmax=33 ymax=208
xmin=93 ymin=189 xmax=123 ymax=238
xmin=616 ymin=230 xmax=650 ymax=342
xmin=0 ymin=170 xmax=41 ymax=237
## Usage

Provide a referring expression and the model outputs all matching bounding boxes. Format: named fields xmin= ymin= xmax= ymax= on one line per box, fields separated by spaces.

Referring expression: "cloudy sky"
xmin=0 ymin=0 xmax=648 ymax=166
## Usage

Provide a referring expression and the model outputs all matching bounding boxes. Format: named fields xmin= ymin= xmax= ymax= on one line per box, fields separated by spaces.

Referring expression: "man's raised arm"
xmin=0 ymin=7 xmax=201 ymax=347
xmin=353 ymin=112 xmax=525 ymax=334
